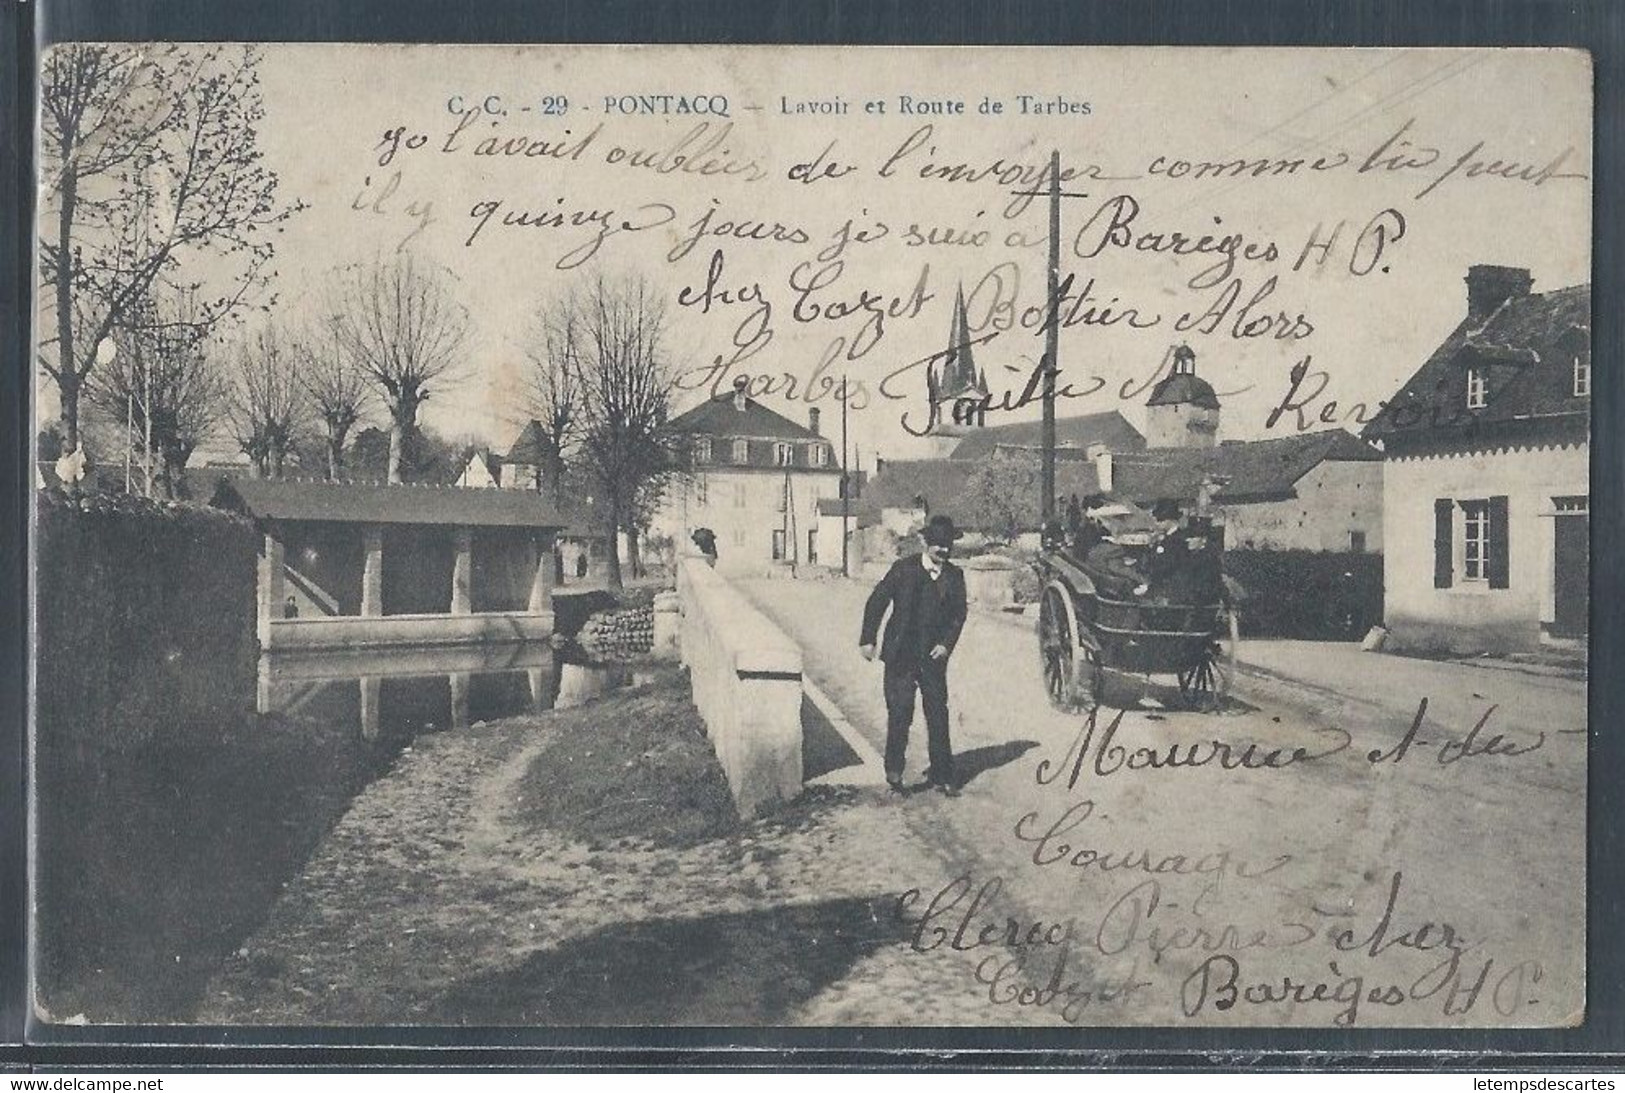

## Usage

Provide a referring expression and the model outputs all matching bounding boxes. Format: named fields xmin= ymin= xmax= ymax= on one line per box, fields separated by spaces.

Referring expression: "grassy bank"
xmin=199 ymin=668 xmax=927 ymax=1026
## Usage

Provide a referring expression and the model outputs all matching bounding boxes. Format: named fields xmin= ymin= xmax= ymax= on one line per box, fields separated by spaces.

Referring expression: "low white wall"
xmin=677 ymin=554 xmax=803 ymax=817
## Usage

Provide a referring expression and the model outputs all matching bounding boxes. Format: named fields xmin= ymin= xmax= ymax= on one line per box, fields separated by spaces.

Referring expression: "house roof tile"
xmin=206 ymin=475 xmax=569 ymax=529
xmin=1364 ymin=283 xmax=1589 ymax=445
xmin=668 ymin=390 xmax=825 ymax=441
xmin=503 ymin=421 xmax=554 ymax=465
xmin=1112 ymin=429 xmax=1378 ymax=504
xmin=946 ymin=409 xmax=1145 ymax=461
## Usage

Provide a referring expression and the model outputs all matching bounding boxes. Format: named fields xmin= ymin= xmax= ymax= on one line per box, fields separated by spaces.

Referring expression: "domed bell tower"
xmin=1144 ymin=344 xmax=1221 ymax=449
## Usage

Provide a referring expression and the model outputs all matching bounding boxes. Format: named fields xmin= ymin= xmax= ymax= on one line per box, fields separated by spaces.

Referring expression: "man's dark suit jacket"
xmin=860 ymin=554 xmax=968 ymax=664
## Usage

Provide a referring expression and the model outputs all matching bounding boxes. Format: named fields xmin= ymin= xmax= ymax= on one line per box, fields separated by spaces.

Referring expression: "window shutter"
xmin=1433 ymin=499 xmax=1453 ymax=588
xmin=1487 ymin=495 xmax=1510 ymax=589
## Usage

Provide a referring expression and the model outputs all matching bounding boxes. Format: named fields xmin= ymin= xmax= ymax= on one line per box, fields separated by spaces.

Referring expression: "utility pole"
xmin=143 ymin=336 xmax=153 ymax=498
xmin=840 ymin=376 xmax=850 ymax=578
xmin=1041 ymin=148 xmax=1061 ymax=526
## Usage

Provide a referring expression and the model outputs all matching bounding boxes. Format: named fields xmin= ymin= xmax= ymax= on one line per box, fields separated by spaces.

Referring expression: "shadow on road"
xmin=1099 ymin=670 xmax=1258 ymax=717
xmin=952 ymin=739 xmax=1039 ymax=788
xmin=431 ymin=895 xmax=904 ymax=1025
xmin=801 ymin=693 xmax=864 ymax=781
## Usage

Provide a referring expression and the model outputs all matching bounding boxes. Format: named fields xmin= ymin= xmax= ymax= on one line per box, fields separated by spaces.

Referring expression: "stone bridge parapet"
xmin=676 ymin=554 xmax=803 ymax=817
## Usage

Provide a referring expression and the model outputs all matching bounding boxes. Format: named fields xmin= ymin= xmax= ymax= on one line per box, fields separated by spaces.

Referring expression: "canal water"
xmin=258 ymin=642 xmax=652 ymax=741
xmin=36 ymin=641 xmax=638 ymax=1024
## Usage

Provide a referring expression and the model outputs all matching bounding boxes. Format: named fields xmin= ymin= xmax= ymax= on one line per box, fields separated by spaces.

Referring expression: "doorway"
xmin=1551 ymin=497 xmax=1588 ymax=638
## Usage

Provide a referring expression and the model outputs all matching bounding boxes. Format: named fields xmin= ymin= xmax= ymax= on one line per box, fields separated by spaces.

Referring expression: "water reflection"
xmin=258 ymin=642 xmax=637 ymax=743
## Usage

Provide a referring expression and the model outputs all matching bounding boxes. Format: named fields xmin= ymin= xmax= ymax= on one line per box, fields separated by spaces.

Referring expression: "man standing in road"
xmin=859 ymin=515 xmax=968 ymax=797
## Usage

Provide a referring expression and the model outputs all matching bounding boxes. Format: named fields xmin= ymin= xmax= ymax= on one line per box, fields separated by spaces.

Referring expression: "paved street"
xmin=738 ymin=576 xmax=1587 ymax=1028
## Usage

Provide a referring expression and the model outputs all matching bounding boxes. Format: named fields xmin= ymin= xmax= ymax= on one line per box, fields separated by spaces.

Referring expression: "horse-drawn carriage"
xmin=1035 ymin=503 xmax=1240 ymax=711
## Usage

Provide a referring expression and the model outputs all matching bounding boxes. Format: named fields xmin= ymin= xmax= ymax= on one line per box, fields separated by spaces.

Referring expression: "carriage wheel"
xmin=1178 ymin=604 xmax=1239 ymax=711
xmin=1039 ymin=586 xmax=1100 ymax=711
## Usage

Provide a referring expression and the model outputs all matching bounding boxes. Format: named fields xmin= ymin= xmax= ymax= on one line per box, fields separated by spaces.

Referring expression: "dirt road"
xmin=738 ymin=576 xmax=1586 ymax=1029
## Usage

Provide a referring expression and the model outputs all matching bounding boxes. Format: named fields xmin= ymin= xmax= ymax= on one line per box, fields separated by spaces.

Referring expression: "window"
xmin=1461 ymin=500 xmax=1490 ymax=581
xmin=1350 ymin=530 xmax=1366 ymax=554
xmin=694 ymin=474 xmax=707 ymax=507
xmin=772 ymin=529 xmax=786 ymax=561
xmin=774 ymin=442 xmax=794 ymax=467
xmin=807 ymin=529 xmax=819 ymax=564
xmin=733 ymin=481 xmax=748 ymax=508
xmin=733 ymin=528 xmax=747 ymax=547
xmin=810 ymin=444 xmax=828 ymax=467
xmin=1466 ymin=366 xmax=1488 ymax=409
xmin=1435 ymin=496 xmax=1509 ymax=590
xmin=776 ymin=479 xmax=787 ymax=512
xmin=693 ymin=438 xmax=711 ymax=464
xmin=732 ymin=438 xmax=749 ymax=463
xmin=1574 ymin=352 xmax=1591 ymax=397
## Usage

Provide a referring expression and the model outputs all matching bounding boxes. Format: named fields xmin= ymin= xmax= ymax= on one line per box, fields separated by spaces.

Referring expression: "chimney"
xmin=1466 ymin=265 xmax=1533 ymax=321
xmin=1093 ymin=448 xmax=1114 ymax=494
xmin=808 ymin=407 xmax=821 ymax=436
xmin=732 ymin=375 xmax=749 ymax=411
xmin=1196 ymin=473 xmax=1229 ymax=517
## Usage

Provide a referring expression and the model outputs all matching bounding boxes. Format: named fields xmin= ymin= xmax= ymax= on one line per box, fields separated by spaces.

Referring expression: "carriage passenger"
xmin=1078 ymin=498 xmax=1150 ymax=598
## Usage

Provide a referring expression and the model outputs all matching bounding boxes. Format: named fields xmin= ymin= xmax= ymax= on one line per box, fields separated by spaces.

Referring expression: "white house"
xmin=654 ymin=378 xmax=845 ymax=576
xmin=456 ymin=450 xmax=500 ymax=489
xmin=1366 ymin=265 xmax=1589 ymax=653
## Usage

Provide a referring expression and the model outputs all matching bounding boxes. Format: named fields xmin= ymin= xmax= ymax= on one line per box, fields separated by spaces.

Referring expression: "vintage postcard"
xmin=30 ymin=44 xmax=1590 ymax=1029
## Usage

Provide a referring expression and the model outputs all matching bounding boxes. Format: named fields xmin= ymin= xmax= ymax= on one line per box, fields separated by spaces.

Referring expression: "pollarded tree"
xmin=520 ymin=301 xmax=581 ymax=507
xmin=301 ymin=317 xmax=371 ymax=480
xmin=85 ymin=288 xmax=226 ymax=498
xmin=330 ymin=253 xmax=471 ymax=484
xmin=224 ymin=325 xmax=308 ymax=479
xmin=39 ymin=44 xmax=302 ymax=455
xmin=554 ymin=274 xmax=682 ymax=589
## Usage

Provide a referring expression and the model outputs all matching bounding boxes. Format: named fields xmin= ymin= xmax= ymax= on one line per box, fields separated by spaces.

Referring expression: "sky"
xmin=37 ymin=45 xmax=1593 ymax=469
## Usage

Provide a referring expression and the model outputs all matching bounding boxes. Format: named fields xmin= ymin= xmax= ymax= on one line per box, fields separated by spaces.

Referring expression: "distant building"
xmin=1107 ymin=430 xmax=1383 ymax=553
xmin=859 ymin=332 xmax=1381 ymax=555
xmin=1366 ymin=266 xmax=1589 ymax=653
xmin=500 ymin=420 xmax=558 ymax=492
xmin=654 ymin=377 xmax=844 ymax=575
xmin=457 ymin=449 xmax=501 ymax=489
xmin=1144 ymin=343 xmax=1221 ymax=449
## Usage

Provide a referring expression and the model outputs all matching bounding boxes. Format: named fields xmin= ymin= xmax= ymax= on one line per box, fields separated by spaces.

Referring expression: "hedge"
xmin=35 ymin=489 xmax=259 ymax=751
xmin=1222 ymin=549 xmax=1383 ymax=640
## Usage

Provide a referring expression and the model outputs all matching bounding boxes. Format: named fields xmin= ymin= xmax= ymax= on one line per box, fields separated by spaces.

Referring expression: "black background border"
xmin=4 ymin=0 xmax=1622 ymax=1072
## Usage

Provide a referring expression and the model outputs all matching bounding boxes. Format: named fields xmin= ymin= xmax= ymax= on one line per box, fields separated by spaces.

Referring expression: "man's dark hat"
xmin=921 ymin=514 xmax=962 ymax=547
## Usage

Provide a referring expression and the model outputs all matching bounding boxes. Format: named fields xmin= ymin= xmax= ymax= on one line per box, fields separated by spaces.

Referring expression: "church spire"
xmin=937 ymin=283 xmax=985 ymax=401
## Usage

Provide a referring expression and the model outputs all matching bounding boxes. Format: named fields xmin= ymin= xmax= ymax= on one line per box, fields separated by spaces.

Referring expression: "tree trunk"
xmin=624 ymin=526 xmax=642 ymax=581
xmin=327 ymin=434 xmax=344 ymax=481
xmin=158 ymin=450 xmax=183 ymax=500
xmin=55 ymin=167 xmax=80 ymax=453
xmin=604 ymin=499 xmax=624 ymax=589
xmin=387 ymin=422 xmax=404 ymax=484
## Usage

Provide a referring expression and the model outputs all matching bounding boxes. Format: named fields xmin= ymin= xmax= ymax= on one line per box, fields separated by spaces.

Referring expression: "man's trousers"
xmin=882 ymin=657 xmax=955 ymax=785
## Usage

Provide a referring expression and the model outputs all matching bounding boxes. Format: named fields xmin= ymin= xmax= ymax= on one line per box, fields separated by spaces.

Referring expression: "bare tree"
xmin=39 ymin=44 xmax=302 ymax=454
xmin=522 ymin=301 xmax=582 ymax=506
xmin=331 ymin=253 xmax=470 ymax=483
xmin=301 ymin=318 xmax=371 ymax=480
xmin=85 ymin=289 xmax=225 ymax=498
xmin=224 ymin=325 xmax=308 ymax=478
xmin=555 ymin=274 xmax=682 ymax=589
